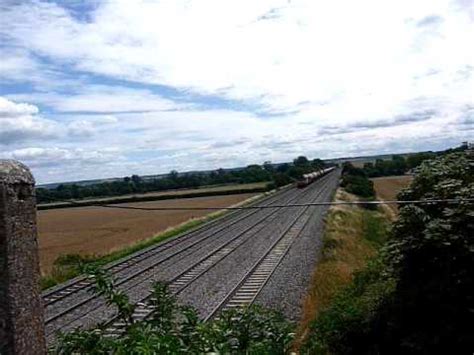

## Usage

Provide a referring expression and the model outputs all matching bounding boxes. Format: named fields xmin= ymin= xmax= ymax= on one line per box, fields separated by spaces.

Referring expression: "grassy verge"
xmin=293 ymin=189 xmax=390 ymax=351
xmin=40 ymin=188 xmax=282 ymax=290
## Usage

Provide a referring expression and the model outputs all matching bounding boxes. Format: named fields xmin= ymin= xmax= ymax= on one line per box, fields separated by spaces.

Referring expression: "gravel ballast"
xmin=254 ymin=172 xmax=339 ymax=320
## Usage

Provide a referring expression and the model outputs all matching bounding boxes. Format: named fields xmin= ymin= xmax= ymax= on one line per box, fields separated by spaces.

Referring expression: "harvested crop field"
xmin=38 ymin=182 xmax=268 ymax=209
xmin=371 ymin=175 xmax=413 ymax=219
xmin=37 ymin=193 xmax=257 ymax=275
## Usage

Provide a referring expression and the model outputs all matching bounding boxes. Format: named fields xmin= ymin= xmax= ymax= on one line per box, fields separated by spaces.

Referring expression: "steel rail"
xmin=85 ymin=197 xmax=474 ymax=210
xmin=42 ymin=185 xmax=295 ymax=306
xmin=204 ymin=173 xmax=337 ymax=321
xmin=44 ymin=184 xmax=309 ymax=331
xmin=103 ymin=172 xmax=336 ymax=335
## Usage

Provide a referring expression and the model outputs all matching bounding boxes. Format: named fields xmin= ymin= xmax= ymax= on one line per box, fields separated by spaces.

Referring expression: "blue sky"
xmin=0 ymin=0 xmax=473 ymax=184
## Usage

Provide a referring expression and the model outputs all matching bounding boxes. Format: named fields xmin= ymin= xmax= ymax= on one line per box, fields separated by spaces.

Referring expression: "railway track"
xmin=103 ymin=172 xmax=336 ymax=335
xmin=205 ymin=172 xmax=337 ymax=319
xmin=44 ymin=170 xmax=339 ymax=344
xmin=42 ymin=186 xmax=294 ymax=306
xmin=44 ymin=181 xmax=314 ymax=342
xmin=42 ymin=185 xmax=299 ymax=308
xmin=205 ymin=192 xmax=319 ymax=320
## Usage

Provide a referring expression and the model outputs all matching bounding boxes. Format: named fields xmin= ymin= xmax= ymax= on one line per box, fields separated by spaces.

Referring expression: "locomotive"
xmin=296 ymin=166 xmax=335 ymax=188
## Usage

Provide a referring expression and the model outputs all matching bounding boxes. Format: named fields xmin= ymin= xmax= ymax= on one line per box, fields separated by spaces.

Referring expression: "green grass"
xmin=362 ymin=209 xmax=390 ymax=246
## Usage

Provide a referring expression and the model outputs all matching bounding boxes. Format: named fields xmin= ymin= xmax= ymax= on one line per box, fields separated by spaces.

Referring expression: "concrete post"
xmin=0 ymin=160 xmax=46 ymax=354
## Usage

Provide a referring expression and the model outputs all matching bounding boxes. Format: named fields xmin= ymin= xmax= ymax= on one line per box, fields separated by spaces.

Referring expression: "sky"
xmin=0 ymin=0 xmax=473 ymax=184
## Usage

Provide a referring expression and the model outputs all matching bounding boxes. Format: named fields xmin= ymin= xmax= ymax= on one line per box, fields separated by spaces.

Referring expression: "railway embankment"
xmin=293 ymin=188 xmax=390 ymax=349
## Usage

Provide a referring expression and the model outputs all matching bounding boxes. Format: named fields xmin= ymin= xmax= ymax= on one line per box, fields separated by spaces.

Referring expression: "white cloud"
xmin=67 ymin=120 xmax=95 ymax=137
xmin=97 ymin=115 xmax=119 ymax=124
xmin=0 ymin=97 xmax=59 ymax=144
xmin=0 ymin=0 xmax=472 ymax=183
xmin=0 ymin=96 xmax=39 ymax=117
xmin=2 ymin=0 xmax=472 ymax=116
xmin=4 ymin=146 xmax=128 ymax=183
xmin=7 ymin=85 xmax=182 ymax=113
xmin=0 ymin=97 xmax=122 ymax=145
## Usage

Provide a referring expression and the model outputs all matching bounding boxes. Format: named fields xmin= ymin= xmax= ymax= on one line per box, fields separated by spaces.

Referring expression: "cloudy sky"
xmin=0 ymin=0 xmax=472 ymax=184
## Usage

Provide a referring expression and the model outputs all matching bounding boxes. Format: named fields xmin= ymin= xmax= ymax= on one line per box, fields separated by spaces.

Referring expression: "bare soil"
xmin=37 ymin=193 xmax=256 ymax=275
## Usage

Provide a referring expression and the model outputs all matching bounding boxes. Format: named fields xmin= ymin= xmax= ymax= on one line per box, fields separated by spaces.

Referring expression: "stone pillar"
xmin=0 ymin=160 xmax=46 ymax=354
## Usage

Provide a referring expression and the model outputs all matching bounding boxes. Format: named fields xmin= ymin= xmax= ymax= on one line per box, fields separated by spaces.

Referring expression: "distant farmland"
xmin=371 ymin=175 xmax=413 ymax=219
xmin=38 ymin=182 xmax=269 ymax=210
xmin=37 ymin=193 xmax=258 ymax=275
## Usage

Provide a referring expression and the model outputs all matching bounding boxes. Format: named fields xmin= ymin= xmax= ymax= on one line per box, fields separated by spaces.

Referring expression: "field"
xmin=371 ymin=175 xmax=413 ymax=219
xmin=37 ymin=193 xmax=257 ymax=275
xmin=38 ymin=182 xmax=268 ymax=209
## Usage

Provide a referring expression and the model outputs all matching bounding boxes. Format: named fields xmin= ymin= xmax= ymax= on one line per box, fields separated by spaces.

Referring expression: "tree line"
xmin=361 ymin=152 xmax=436 ymax=177
xmin=36 ymin=156 xmax=328 ymax=204
xmin=360 ymin=144 xmax=468 ymax=178
xmin=339 ymin=146 xmax=469 ymax=201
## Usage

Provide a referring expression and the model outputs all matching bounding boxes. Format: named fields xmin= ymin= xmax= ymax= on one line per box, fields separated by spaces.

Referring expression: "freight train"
xmin=296 ymin=166 xmax=335 ymax=188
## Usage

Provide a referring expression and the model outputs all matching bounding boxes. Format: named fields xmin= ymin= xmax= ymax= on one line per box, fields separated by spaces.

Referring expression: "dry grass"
xmin=294 ymin=189 xmax=388 ymax=350
xmin=37 ymin=193 xmax=257 ymax=275
xmin=371 ymin=175 xmax=413 ymax=220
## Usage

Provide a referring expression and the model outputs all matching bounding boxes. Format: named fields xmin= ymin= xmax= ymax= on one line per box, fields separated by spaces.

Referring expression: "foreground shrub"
xmin=52 ymin=266 xmax=294 ymax=354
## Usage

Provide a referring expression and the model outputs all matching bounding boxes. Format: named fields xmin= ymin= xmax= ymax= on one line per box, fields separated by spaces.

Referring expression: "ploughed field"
xmin=42 ymin=170 xmax=340 ymax=346
xmin=38 ymin=194 xmax=256 ymax=274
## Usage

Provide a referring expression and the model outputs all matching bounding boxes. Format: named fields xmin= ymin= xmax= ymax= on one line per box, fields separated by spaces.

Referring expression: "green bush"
xmin=342 ymin=175 xmax=375 ymax=198
xmin=52 ymin=266 xmax=295 ymax=354
xmin=301 ymin=258 xmax=396 ymax=354
xmin=303 ymin=152 xmax=474 ymax=354
xmin=42 ymin=254 xmax=98 ymax=289
xmin=341 ymin=163 xmax=375 ymax=199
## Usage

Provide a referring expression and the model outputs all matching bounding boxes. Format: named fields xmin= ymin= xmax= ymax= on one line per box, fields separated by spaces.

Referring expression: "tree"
xmin=263 ymin=161 xmax=274 ymax=172
xmin=131 ymin=174 xmax=141 ymax=185
xmin=312 ymin=158 xmax=324 ymax=169
xmin=305 ymin=153 xmax=474 ymax=354
xmin=293 ymin=156 xmax=309 ymax=167
xmin=168 ymin=170 xmax=179 ymax=181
